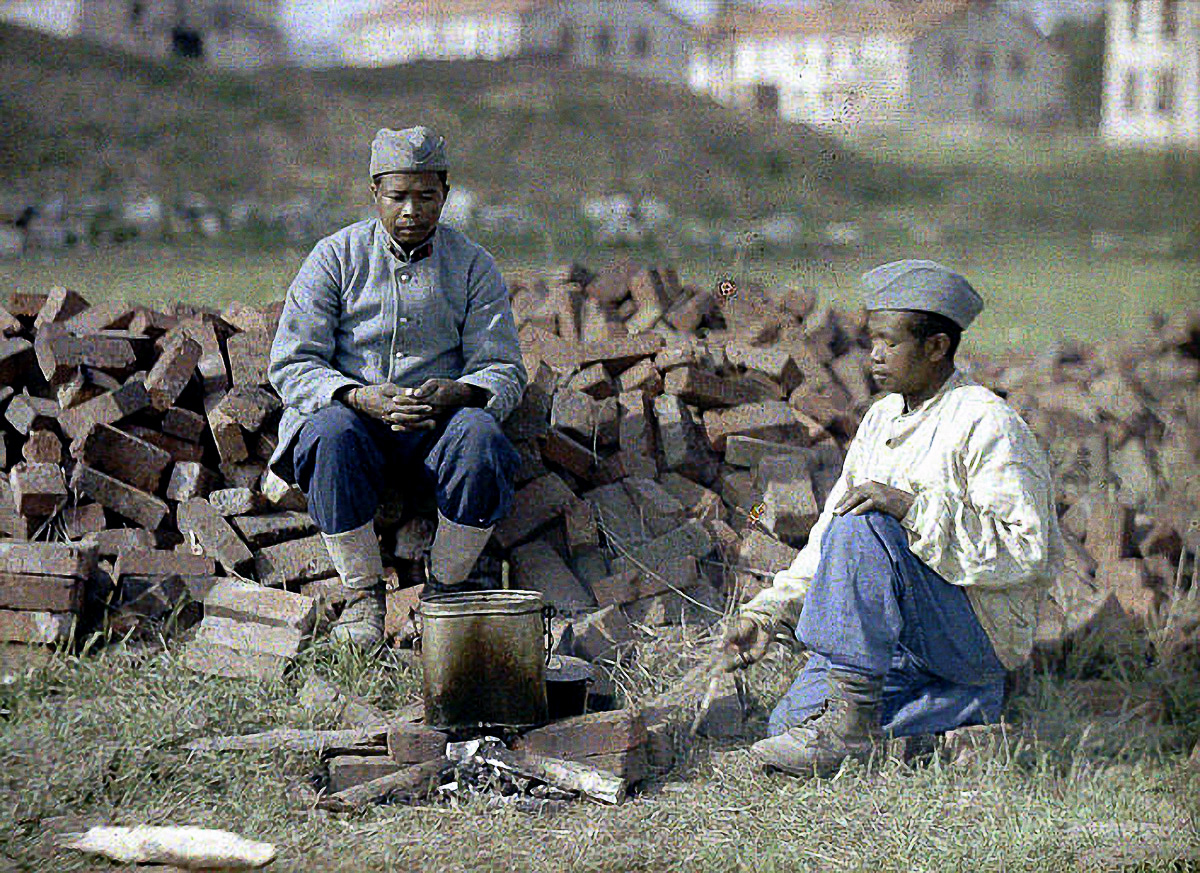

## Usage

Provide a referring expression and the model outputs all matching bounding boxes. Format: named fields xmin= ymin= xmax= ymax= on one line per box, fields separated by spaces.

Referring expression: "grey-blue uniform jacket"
xmin=267 ymin=219 xmax=527 ymax=480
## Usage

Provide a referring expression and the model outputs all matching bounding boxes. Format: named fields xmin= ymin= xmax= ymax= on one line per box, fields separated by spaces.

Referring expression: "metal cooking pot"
xmin=418 ymin=590 xmax=552 ymax=733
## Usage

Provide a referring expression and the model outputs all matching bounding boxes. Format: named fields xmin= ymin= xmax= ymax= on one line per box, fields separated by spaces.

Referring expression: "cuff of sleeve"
xmin=316 ymin=375 xmax=365 ymax=411
xmin=457 ymin=372 xmax=516 ymax=421
xmin=900 ymin=483 xmax=939 ymax=542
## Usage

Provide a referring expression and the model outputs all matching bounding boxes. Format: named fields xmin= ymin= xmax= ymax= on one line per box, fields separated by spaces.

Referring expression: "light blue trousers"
xmin=769 ymin=512 xmax=1007 ymax=738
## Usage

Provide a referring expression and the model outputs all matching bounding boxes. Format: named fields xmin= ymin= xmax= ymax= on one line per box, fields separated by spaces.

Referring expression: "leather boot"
xmin=420 ymin=511 xmax=494 ymax=600
xmin=321 ymin=521 xmax=386 ymax=649
xmin=750 ymin=669 xmax=885 ymax=778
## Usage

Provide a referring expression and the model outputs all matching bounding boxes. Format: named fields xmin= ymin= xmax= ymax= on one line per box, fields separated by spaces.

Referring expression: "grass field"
xmin=1 ymin=627 xmax=1198 ymax=873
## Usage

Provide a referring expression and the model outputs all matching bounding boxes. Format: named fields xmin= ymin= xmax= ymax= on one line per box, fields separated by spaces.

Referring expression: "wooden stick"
xmin=185 ymin=726 xmax=388 ymax=754
xmin=317 ymin=758 xmax=452 ymax=812
xmin=482 ymin=746 xmax=626 ymax=805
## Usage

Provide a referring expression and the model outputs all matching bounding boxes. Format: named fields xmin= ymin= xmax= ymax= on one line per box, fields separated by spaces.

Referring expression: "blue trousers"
xmin=768 ymin=512 xmax=1007 ymax=738
xmin=293 ymin=404 xmax=521 ymax=535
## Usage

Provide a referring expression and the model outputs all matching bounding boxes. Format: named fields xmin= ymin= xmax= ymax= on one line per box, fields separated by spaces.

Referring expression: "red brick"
xmin=61 ymin=300 xmax=135 ymax=335
xmin=563 ymin=500 xmax=600 ymax=555
xmin=61 ymin=503 xmax=107 ymax=539
xmin=568 ymin=363 xmax=617 ymax=399
xmin=626 ymin=268 xmax=668 ymax=333
xmin=178 ymin=317 xmax=229 ymax=394
xmin=177 ymin=498 xmax=255 ymax=574
xmin=145 ymin=331 xmax=201 ymax=411
xmin=512 ymin=539 xmax=594 ymax=609
xmin=387 ymin=723 xmax=448 ymax=764
xmin=205 ymin=394 xmax=248 ymax=464
xmin=34 ymin=331 xmax=136 ymax=385
xmin=652 ymin=394 xmax=718 ymax=483
xmin=70 ymin=464 xmax=169 ymax=530
xmin=328 ymin=756 xmax=402 ymax=793
xmin=503 ymin=361 xmax=555 ymax=440
xmin=541 ymin=428 xmax=601 ymax=481
xmin=726 ymin=343 xmax=802 ymax=394
xmin=1086 ymin=498 xmax=1133 ymax=565
xmin=32 ymin=286 xmax=89 ymax=330
xmin=664 ymin=366 xmax=763 ymax=409
xmin=0 ymin=574 xmax=82 ymax=612
xmin=193 ymin=615 xmax=305 ymax=659
xmin=577 ymin=334 xmax=665 ymax=374
xmin=664 ymin=290 xmax=715 ymax=333
xmin=494 ymin=474 xmax=576 ymax=549
xmin=512 ymin=709 xmax=647 ymax=760
xmin=124 ymin=426 xmax=205 ymax=464
xmin=0 ymin=538 xmax=92 ymax=580
xmin=616 ymin=391 xmax=658 ymax=479
xmin=231 ymin=511 xmax=318 ymax=549
xmin=6 ymin=292 xmax=48 ymax=319
xmin=610 ymin=520 xmax=711 ymax=591
xmin=113 ymin=548 xmax=216 ymax=579
xmin=0 ymin=306 xmax=21 ymax=336
xmin=1098 ymin=559 xmax=1159 ymax=622
xmin=0 ymin=340 xmax=34 ymax=388
xmin=831 ymin=352 xmax=874 ymax=409
xmin=518 ymin=324 xmax=582 ymax=375
xmin=702 ymin=401 xmax=824 ymax=452
xmin=59 ymin=380 xmax=150 ymax=441
xmin=218 ymin=387 xmax=280 ymax=432
xmin=127 ymin=307 xmax=179 ymax=338
xmin=9 ymin=462 xmax=67 ymax=517
xmin=204 ymin=579 xmax=317 ymax=633
xmin=56 ymin=367 xmax=121 ymax=410
xmin=4 ymin=394 xmax=59 ymax=435
xmin=221 ymin=301 xmax=276 ymax=334
xmin=208 ymin=487 xmax=264 ymax=517
xmin=226 ymin=330 xmax=271 ymax=387
xmin=617 ymin=359 xmax=663 ymax=395
xmin=74 ymin=423 xmax=172 ymax=492
xmin=21 ymin=429 xmax=61 ymax=464
xmin=253 ymin=533 xmax=335 ymax=588
xmin=384 ymin=584 xmax=423 ymax=643
xmin=83 ymin=528 xmax=157 ymax=558
xmin=161 ymin=407 xmax=207 ymax=443
xmin=584 ymin=262 xmax=635 ymax=304
xmin=570 ymin=605 xmax=636 ymax=662
xmin=0 ymin=610 xmax=75 ymax=644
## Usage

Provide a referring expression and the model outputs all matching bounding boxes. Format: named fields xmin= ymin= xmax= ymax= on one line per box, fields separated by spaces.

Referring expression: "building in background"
xmin=341 ymin=0 xmax=693 ymax=84
xmin=1 ymin=1 xmax=290 ymax=68
xmin=691 ymin=0 xmax=1069 ymax=127
xmin=0 ymin=0 xmax=80 ymax=36
xmin=1101 ymin=0 xmax=1200 ymax=147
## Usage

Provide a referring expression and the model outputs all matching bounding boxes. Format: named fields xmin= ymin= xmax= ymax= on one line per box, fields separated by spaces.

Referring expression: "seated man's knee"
xmin=300 ymin=405 xmax=372 ymax=456
xmin=823 ymin=510 xmax=901 ymax=547
xmin=443 ymin=408 xmax=516 ymax=461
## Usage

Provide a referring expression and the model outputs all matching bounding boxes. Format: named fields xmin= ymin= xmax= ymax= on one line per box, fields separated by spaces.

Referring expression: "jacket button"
xmin=399 ymin=273 xmax=411 ymax=283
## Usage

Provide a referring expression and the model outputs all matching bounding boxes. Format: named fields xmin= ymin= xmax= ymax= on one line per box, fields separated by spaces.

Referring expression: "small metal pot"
xmin=545 ymin=655 xmax=594 ymax=720
xmin=418 ymin=590 xmax=552 ymax=733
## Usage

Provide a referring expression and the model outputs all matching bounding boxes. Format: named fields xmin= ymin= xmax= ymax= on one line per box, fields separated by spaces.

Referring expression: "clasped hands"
xmin=345 ymin=379 xmax=481 ymax=431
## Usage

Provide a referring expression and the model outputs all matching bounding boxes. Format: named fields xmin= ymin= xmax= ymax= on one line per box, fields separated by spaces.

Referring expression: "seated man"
xmin=723 ymin=260 xmax=1063 ymax=777
xmin=268 ymin=126 xmax=526 ymax=649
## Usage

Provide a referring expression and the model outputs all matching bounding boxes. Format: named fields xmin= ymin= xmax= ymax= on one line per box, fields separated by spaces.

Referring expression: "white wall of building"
xmin=1101 ymin=0 xmax=1200 ymax=146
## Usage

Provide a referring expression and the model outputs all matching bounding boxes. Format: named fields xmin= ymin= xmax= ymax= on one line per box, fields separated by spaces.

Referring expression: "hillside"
xmin=0 ymin=23 xmax=877 ymax=222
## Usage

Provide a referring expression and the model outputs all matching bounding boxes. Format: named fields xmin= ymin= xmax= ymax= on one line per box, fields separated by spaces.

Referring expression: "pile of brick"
xmin=0 ymin=264 xmax=1197 ymax=679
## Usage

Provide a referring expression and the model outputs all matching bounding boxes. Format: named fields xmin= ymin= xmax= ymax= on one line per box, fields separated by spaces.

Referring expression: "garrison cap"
xmin=861 ymin=259 xmax=983 ymax=330
xmin=370 ymin=126 xmax=447 ymax=177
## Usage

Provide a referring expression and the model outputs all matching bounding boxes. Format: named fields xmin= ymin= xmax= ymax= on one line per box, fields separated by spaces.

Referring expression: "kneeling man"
xmin=269 ymin=126 xmax=526 ymax=649
xmin=723 ymin=260 xmax=1062 ymax=776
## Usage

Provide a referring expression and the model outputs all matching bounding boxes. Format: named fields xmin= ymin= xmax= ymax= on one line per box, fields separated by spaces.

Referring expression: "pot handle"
xmin=542 ymin=604 xmax=556 ymax=665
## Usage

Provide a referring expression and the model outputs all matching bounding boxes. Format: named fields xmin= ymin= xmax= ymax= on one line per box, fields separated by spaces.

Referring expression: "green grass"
xmin=4 ymin=232 xmax=1195 ymax=356
xmin=0 ymin=630 xmax=1197 ymax=873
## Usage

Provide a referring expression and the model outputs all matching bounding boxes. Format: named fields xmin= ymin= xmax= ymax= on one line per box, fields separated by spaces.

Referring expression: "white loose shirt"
xmin=742 ymin=369 xmax=1063 ymax=670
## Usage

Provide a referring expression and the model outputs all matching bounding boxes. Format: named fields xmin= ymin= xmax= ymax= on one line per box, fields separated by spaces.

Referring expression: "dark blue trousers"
xmin=769 ymin=512 xmax=1007 ymax=738
xmin=293 ymin=404 xmax=521 ymax=535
